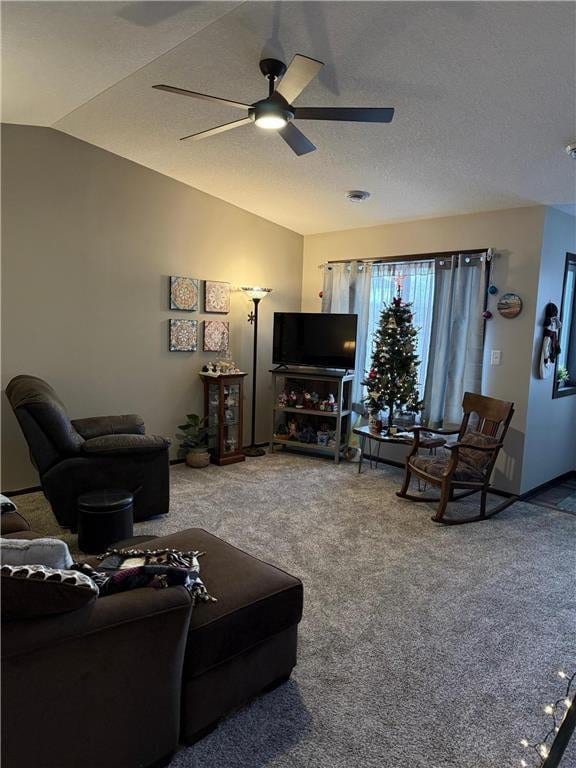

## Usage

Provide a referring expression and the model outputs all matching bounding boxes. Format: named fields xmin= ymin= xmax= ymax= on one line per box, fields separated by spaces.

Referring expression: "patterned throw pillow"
xmin=1 ymin=564 xmax=98 ymax=620
xmin=459 ymin=431 xmax=498 ymax=472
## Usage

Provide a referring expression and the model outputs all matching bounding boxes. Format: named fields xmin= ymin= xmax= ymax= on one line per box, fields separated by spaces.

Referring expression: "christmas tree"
xmin=363 ymin=284 xmax=423 ymax=428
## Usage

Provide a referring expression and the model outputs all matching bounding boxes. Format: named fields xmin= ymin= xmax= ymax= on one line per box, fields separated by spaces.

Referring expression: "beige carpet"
xmin=10 ymin=453 xmax=576 ymax=768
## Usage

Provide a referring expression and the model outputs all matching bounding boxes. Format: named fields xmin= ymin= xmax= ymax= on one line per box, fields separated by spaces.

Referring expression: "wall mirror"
xmin=553 ymin=252 xmax=576 ymax=398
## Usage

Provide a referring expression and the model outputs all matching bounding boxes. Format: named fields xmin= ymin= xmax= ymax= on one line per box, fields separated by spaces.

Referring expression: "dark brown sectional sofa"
xmin=1 ymin=512 xmax=303 ymax=768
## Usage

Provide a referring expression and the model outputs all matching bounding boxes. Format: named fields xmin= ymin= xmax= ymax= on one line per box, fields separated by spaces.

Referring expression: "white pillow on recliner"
xmin=0 ymin=538 xmax=73 ymax=569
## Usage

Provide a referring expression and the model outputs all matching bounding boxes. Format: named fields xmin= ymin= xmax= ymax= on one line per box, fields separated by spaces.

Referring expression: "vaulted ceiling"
xmin=2 ymin=1 xmax=575 ymax=234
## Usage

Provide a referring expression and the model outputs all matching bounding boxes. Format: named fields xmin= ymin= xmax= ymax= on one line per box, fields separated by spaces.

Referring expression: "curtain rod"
xmin=319 ymin=248 xmax=493 ymax=268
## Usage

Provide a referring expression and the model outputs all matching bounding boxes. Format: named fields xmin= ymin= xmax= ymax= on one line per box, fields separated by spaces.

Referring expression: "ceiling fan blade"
xmin=278 ymin=123 xmax=316 ymax=156
xmin=274 ymin=54 xmax=324 ymax=104
xmin=180 ymin=117 xmax=252 ymax=142
xmin=153 ymin=84 xmax=250 ymax=111
xmin=294 ymin=107 xmax=395 ymax=123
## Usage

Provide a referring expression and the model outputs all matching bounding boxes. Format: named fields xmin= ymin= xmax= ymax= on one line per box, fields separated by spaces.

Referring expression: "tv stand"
xmin=269 ymin=368 xmax=354 ymax=463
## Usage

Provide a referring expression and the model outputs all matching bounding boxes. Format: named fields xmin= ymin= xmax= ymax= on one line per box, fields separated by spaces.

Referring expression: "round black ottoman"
xmin=77 ymin=489 xmax=134 ymax=554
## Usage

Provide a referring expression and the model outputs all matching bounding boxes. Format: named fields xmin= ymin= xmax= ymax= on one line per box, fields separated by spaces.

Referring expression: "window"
xmin=322 ymin=251 xmax=489 ymax=426
xmin=553 ymin=252 xmax=576 ymax=398
xmin=366 ymin=261 xmax=435 ymax=394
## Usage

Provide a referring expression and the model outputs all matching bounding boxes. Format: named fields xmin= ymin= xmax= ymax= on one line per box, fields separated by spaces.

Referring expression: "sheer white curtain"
xmin=423 ymin=254 xmax=488 ymax=427
xmin=367 ymin=260 xmax=435 ymax=398
xmin=322 ymin=261 xmax=372 ymax=408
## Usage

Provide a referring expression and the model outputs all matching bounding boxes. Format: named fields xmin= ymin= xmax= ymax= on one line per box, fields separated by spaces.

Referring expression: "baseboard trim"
xmin=366 ymin=454 xmax=518 ymax=499
xmin=2 ymin=454 xmax=259 ymax=496
xmin=4 ymin=460 xmax=185 ymax=495
xmin=7 ymin=453 xmax=562 ymax=500
xmin=520 ymin=470 xmax=576 ymax=501
xmin=3 ymin=484 xmax=42 ymax=497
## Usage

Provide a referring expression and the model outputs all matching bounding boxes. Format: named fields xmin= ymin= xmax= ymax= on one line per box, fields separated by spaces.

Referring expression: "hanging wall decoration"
xmin=203 ymin=320 xmax=229 ymax=352
xmin=170 ymin=276 xmax=199 ymax=311
xmin=169 ymin=319 xmax=198 ymax=352
xmin=204 ymin=280 xmax=230 ymax=314
xmin=497 ymin=292 xmax=523 ymax=318
xmin=539 ymin=303 xmax=562 ymax=379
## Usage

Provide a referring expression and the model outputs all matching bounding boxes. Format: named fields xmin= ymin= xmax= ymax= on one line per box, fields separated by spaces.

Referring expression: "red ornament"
xmin=369 ymin=369 xmax=376 ymax=379
xmin=482 ymin=310 xmax=493 ymax=320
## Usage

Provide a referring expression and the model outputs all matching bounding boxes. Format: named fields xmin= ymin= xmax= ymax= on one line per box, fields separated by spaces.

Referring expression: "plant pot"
xmin=185 ymin=449 xmax=210 ymax=468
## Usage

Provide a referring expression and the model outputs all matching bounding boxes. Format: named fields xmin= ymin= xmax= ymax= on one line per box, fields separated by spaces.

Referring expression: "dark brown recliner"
xmin=6 ymin=375 xmax=170 ymax=528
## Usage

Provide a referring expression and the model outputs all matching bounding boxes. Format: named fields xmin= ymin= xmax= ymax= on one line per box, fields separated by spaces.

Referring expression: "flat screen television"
xmin=273 ymin=312 xmax=357 ymax=370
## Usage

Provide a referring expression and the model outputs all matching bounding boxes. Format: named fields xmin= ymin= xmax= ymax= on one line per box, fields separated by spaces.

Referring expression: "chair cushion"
xmin=128 ymin=528 xmax=303 ymax=679
xmin=72 ymin=414 xmax=145 ymax=440
xmin=0 ymin=537 xmax=73 ymax=569
xmin=410 ymin=453 xmax=485 ymax=481
xmin=82 ymin=434 xmax=170 ymax=454
xmin=1 ymin=564 xmax=98 ymax=619
xmin=458 ymin=430 xmax=498 ymax=471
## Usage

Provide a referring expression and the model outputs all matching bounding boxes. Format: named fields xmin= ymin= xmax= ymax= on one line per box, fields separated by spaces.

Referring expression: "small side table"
xmin=77 ymin=489 xmax=134 ymax=554
xmin=353 ymin=425 xmax=445 ymax=474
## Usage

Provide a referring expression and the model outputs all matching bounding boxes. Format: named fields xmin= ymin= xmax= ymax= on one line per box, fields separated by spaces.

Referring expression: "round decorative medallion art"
xmin=496 ymin=293 xmax=523 ymax=319
xmin=170 ymin=276 xmax=199 ymax=311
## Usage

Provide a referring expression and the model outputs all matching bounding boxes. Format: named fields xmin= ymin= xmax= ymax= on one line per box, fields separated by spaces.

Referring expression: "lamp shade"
xmin=241 ymin=286 xmax=272 ymax=301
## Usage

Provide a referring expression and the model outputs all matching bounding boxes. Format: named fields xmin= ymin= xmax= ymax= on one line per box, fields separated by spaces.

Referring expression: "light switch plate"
xmin=490 ymin=349 xmax=501 ymax=365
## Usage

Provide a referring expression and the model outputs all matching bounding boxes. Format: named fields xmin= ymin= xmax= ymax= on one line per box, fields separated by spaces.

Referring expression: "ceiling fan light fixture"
xmin=251 ymin=100 xmax=293 ymax=130
xmin=255 ymin=114 xmax=288 ymax=130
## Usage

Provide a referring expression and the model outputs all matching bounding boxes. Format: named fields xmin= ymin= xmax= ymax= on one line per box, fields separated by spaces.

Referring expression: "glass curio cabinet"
xmin=200 ymin=373 xmax=247 ymax=465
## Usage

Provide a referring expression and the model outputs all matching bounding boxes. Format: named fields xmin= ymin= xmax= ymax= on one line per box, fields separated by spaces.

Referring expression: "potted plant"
xmin=177 ymin=414 xmax=210 ymax=468
xmin=557 ymin=365 xmax=570 ymax=387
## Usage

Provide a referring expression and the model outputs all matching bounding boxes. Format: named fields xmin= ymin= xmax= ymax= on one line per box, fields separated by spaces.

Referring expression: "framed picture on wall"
xmin=170 ymin=276 xmax=199 ymax=311
xmin=203 ymin=320 xmax=229 ymax=352
xmin=169 ymin=319 xmax=198 ymax=352
xmin=204 ymin=280 xmax=230 ymax=314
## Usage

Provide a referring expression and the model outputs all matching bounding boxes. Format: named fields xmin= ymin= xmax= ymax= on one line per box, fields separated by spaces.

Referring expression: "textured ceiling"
xmin=2 ymin=1 xmax=575 ymax=234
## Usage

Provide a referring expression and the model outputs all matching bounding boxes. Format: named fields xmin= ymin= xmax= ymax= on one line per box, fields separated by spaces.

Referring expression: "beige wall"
xmin=302 ymin=206 xmax=548 ymax=494
xmin=1 ymin=124 xmax=303 ymax=491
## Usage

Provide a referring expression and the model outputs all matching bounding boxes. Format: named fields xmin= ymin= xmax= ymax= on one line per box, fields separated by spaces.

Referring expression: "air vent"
xmin=346 ymin=190 xmax=370 ymax=203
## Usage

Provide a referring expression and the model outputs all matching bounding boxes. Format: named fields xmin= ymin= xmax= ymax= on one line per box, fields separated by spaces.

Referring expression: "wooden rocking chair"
xmin=396 ymin=392 xmax=515 ymax=525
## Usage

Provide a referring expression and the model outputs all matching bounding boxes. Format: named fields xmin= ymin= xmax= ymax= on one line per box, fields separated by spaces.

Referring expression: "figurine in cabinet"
xmin=300 ymin=424 xmax=316 ymax=444
xmin=277 ymin=392 xmax=288 ymax=408
xmin=287 ymin=418 xmax=299 ymax=440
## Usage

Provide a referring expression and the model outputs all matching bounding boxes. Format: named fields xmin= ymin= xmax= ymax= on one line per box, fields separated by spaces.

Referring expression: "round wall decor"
xmin=497 ymin=292 xmax=523 ymax=318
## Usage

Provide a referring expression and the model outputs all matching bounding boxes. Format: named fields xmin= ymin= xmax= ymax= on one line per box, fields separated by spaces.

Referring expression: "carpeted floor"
xmin=14 ymin=453 xmax=576 ymax=768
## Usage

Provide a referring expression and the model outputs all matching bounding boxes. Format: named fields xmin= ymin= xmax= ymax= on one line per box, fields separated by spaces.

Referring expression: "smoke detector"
xmin=566 ymin=143 xmax=576 ymax=159
xmin=346 ymin=190 xmax=370 ymax=203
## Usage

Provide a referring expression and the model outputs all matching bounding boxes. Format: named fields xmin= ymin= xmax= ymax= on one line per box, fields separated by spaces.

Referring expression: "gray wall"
xmin=523 ymin=207 xmax=576 ymax=490
xmin=1 ymin=124 xmax=303 ymax=491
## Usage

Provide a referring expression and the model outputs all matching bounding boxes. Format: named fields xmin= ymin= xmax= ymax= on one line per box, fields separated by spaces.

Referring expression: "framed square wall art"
xmin=204 ymin=280 xmax=230 ymax=314
xmin=169 ymin=319 xmax=198 ymax=352
xmin=203 ymin=320 xmax=229 ymax=352
xmin=170 ymin=276 xmax=199 ymax=311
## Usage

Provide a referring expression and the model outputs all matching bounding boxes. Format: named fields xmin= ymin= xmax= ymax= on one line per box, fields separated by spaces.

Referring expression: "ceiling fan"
xmin=153 ymin=54 xmax=395 ymax=156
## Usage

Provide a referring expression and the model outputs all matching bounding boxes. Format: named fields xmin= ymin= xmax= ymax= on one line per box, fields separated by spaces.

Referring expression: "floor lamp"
xmin=241 ymin=286 xmax=272 ymax=457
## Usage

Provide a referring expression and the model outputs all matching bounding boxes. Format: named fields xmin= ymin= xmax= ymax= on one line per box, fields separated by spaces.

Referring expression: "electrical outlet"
xmin=490 ymin=350 xmax=501 ymax=365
